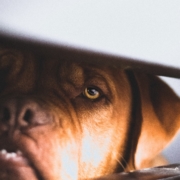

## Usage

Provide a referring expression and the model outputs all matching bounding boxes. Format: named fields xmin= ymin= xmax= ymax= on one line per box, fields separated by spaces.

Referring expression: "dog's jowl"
xmin=0 ymin=47 xmax=179 ymax=180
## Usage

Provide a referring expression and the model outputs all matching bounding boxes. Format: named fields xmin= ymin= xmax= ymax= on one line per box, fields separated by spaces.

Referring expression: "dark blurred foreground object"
xmin=95 ymin=164 xmax=180 ymax=180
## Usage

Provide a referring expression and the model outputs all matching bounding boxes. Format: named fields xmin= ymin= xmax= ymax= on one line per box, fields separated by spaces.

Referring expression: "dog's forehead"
xmin=45 ymin=57 xmax=112 ymax=85
xmin=58 ymin=61 xmax=85 ymax=87
xmin=0 ymin=49 xmax=114 ymax=92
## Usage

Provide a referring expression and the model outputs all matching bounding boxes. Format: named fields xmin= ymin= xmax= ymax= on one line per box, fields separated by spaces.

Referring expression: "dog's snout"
xmin=0 ymin=98 xmax=51 ymax=131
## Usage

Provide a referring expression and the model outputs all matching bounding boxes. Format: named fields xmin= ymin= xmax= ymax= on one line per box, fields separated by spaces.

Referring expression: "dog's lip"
xmin=0 ymin=148 xmax=30 ymax=167
xmin=0 ymin=139 xmax=44 ymax=179
xmin=0 ymin=148 xmax=44 ymax=180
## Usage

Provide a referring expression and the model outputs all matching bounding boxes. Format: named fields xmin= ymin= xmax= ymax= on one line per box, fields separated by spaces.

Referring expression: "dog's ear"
xmin=134 ymin=73 xmax=180 ymax=169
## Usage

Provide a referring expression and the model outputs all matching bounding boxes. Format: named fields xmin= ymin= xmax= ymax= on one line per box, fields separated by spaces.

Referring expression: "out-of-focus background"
xmin=0 ymin=0 xmax=180 ymax=163
xmin=160 ymin=76 xmax=180 ymax=163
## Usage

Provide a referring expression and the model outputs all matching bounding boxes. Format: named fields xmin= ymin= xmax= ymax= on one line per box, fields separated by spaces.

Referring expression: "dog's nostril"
xmin=23 ymin=109 xmax=33 ymax=123
xmin=2 ymin=107 xmax=11 ymax=121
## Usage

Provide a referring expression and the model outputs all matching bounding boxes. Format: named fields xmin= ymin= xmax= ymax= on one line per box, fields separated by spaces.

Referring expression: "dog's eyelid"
xmin=84 ymin=76 xmax=110 ymax=95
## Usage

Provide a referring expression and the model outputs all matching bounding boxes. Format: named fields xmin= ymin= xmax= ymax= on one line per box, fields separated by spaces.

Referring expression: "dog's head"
xmin=0 ymin=47 xmax=179 ymax=180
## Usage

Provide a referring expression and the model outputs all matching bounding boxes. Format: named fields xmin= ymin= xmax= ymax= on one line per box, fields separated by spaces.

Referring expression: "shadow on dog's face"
xmin=0 ymin=48 xmax=179 ymax=180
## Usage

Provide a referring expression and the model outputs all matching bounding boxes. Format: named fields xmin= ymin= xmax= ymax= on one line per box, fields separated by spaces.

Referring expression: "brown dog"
xmin=0 ymin=47 xmax=180 ymax=180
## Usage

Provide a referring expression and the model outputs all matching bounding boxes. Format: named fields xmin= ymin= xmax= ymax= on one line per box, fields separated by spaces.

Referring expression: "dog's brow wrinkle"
xmin=70 ymin=63 xmax=83 ymax=77
xmin=59 ymin=63 xmax=84 ymax=87
xmin=0 ymin=51 xmax=24 ymax=76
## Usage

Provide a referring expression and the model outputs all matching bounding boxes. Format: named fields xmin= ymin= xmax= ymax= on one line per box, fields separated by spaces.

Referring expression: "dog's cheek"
xmin=80 ymin=129 xmax=115 ymax=178
xmin=75 ymin=104 xmax=122 ymax=178
xmin=18 ymin=126 xmax=80 ymax=180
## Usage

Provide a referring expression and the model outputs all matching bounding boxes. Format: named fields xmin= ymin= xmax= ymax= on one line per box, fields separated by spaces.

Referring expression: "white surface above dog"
xmin=0 ymin=0 xmax=180 ymax=70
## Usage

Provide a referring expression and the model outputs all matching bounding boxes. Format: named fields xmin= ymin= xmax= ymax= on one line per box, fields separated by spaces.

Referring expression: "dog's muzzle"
xmin=0 ymin=97 xmax=52 ymax=134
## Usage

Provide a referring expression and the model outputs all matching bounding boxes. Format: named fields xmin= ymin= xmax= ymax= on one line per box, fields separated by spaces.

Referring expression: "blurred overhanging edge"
xmin=0 ymin=31 xmax=180 ymax=79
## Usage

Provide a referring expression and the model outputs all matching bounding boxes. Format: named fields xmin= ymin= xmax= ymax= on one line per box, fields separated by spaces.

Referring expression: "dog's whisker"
xmin=115 ymin=155 xmax=133 ymax=172
xmin=114 ymin=156 xmax=127 ymax=171
xmin=115 ymin=159 xmax=126 ymax=171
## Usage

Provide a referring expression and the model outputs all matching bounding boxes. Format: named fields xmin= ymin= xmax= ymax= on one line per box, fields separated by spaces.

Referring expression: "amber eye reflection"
xmin=83 ymin=87 xmax=101 ymax=100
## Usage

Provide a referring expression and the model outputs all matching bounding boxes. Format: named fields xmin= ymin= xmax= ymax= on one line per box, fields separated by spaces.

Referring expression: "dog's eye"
xmin=83 ymin=87 xmax=101 ymax=100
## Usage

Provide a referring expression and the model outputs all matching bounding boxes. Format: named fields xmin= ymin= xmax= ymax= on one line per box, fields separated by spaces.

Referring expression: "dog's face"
xmin=0 ymin=48 xmax=179 ymax=180
xmin=0 ymin=48 xmax=133 ymax=179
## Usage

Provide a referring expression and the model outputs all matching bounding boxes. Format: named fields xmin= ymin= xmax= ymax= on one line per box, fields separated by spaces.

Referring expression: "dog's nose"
xmin=0 ymin=98 xmax=51 ymax=131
